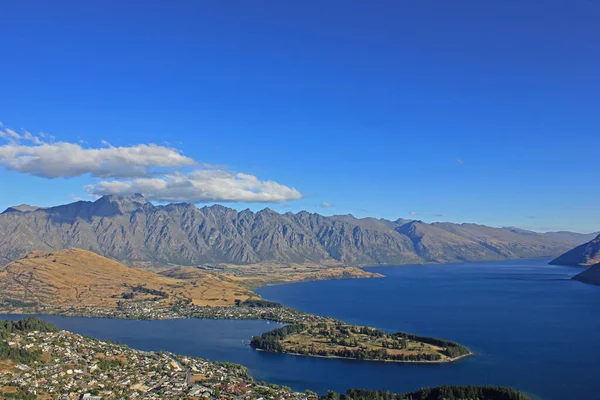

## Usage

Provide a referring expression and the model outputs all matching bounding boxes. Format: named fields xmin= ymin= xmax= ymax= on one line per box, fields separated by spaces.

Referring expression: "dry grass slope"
xmin=213 ymin=262 xmax=384 ymax=289
xmin=0 ymin=249 xmax=257 ymax=309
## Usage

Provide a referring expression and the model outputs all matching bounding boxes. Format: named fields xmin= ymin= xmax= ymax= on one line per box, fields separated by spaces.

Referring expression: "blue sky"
xmin=0 ymin=0 xmax=598 ymax=232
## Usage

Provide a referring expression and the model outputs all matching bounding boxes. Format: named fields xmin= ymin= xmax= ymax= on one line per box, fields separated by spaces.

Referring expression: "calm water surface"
xmin=5 ymin=258 xmax=600 ymax=399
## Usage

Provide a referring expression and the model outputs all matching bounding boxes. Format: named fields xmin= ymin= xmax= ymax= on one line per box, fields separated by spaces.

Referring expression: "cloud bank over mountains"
xmin=89 ymin=170 xmax=303 ymax=203
xmin=0 ymin=124 xmax=302 ymax=203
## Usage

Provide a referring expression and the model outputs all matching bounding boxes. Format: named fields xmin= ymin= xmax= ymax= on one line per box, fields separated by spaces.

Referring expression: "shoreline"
xmin=235 ymin=267 xmax=386 ymax=290
xmin=1 ymin=307 xmax=473 ymax=365
xmin=0 ymin=268 xmax=474 ymax=366
xmin=245 ymin=272 xmax=385 ymax=289
xmin=359 ymin=256 xmax=556 ymax=270
xmin=0 ymin=309 xmax=291 ymax=323
xmin=256 ymin=348 xmax=473 ymax=364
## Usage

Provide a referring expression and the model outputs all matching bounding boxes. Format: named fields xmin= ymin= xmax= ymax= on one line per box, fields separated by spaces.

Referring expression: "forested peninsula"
xmin=251 ymin=321 xmax=471 ymax=363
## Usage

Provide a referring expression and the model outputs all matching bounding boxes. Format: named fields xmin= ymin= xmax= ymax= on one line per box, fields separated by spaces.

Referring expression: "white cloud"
xmin=22 ymin=130 xmax=43 ymax=144
xmin=70 ymin=194 xmax=85 ymax=202
xmin=5 ymin=128 xmax=21 ymax=139
xmin=87 ymin=169 xmax=303 ymax=203
xmin=320 ymin=201 xmax=334 ymax=208
xmin=1 ymin=123 xmax=303 ymax=203
xmin=410 ymin=211 xmax=418 ymax=216
xmin=0 ymin=140 xmax=196 ymax=178
xmin=457 ymin=158 xmax=463 ymax=165
xmin=0 ymin=128 xmax=44 ymax=144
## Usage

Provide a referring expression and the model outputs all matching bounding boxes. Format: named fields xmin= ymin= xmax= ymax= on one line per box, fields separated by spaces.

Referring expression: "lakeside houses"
xmin=0 ymin=299 xmax=329 ymax=324
xmin=0 ymin=329 xmax=318 ymax=399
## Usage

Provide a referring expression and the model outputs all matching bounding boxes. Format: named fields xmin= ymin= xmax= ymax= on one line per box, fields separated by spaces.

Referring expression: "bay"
xmin=256 ymin=258 xmax=600 ymax=399
xmin=4 ymin=258 xmax=600 ymax=399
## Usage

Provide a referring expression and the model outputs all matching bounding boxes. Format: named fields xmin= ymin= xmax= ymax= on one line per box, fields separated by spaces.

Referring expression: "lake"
xmin=4 ymin=258 xmax=599 ymax=399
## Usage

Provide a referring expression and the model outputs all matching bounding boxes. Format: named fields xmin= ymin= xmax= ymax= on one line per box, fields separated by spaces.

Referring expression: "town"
xmin=1 ymin=322 xmax=319 ymax=399
xmin=0 ymin=298 xmax=329 ymax=325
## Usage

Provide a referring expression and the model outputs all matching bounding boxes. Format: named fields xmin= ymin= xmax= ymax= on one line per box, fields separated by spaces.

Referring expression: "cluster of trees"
xmin=1 ymin=298 xmax=38 ymax=308
xmin=307 ymin=323 xmax=382 ymax=341
xmin=324 ymin=386 xmax=529 ymax=400
xmin=325 ymin=323 xmax=385 ymax=338
xmin=0 ymin=317 xmax=58 ymax=364
xmin=381 ymin=339 xmax=407 ymax=350
xmin=0 ymin=342 xmax=42 ymax=364
xmin=358 ymin=326 xmax=385 ymax=337
xmin=96 ymin=357 xmax=124 ymax=371
xmin=313 ymin=325 xmax=404 ymax=350
xmin=236 ymin=299 xmax=284 ymax=308
xmin=250 ymin=323 xmax=307 ymax=352
xmin=214 ymin=361 xmax=251 ymax=379
xmin=131 ymin=285 xmax=168 ymax=298
xmin=445 ymin=344 xmax=470 ymax=359
xmin=391 ymin=332 xmax=470 ymax=359
xmin=0 ymin=387 xmax=36 ymax=400
xmin=121 ymin=285 xmax=169 ymax=300
xmin=330 ymin=336 xmax=360 ymax=347
xmin=0 ymin=317 xmax=58 ymax=339
xmin=294 ymin=346 xmax=442 ymax=362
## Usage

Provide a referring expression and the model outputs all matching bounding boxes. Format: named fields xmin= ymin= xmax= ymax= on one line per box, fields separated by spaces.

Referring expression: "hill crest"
xmin=550 ymin=234 xmax=600 ymax=267
xmin=0 ymin=248 xmax=256 ymax=309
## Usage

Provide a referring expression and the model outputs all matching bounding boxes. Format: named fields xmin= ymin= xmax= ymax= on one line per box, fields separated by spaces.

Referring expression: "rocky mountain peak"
xmin=91 ymin=193 xmax=152 ymax=216
xmin=1 ymin=204 xmax=42 ymax=214
xmin=258 ymin=207 xmax=279 ymax=215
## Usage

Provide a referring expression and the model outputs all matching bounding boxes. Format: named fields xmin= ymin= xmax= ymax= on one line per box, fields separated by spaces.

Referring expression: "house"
xmin=80 ymin=394 xmax=103 ymax=400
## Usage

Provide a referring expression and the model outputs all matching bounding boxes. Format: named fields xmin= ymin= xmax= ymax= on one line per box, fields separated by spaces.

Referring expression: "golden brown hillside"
xmin=159 ymin=262 xmax=384 ymax=289
xmin=0 ymin=249 xmax=257 ymax=309
xmin=218 ymin=263 xmax=384 ymax=289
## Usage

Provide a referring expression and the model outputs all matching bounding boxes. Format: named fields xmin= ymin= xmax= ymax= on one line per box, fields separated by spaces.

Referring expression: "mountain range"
xmin=0 ymin=194 xmax=596 ymax=268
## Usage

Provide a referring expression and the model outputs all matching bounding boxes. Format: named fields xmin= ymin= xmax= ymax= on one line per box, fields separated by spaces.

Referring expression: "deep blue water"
xmin=257 ymin=258 xmax=600 ymax=400
xmin=4 ymin=258 xmax=600 ymax=399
